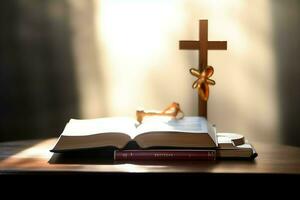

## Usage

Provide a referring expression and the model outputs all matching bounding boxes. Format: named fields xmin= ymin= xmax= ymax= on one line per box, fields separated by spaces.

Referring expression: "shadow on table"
xmin=48 ymin=151 xmax=115 ymax=165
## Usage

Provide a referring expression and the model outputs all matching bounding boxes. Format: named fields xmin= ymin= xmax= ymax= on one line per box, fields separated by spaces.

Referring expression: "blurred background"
xmin=0 ymin=0 xmax=299 ymax=146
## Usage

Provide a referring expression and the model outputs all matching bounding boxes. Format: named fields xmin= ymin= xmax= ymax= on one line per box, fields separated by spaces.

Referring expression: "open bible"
xmin=51 ymin=116 xmax=217 ymax=152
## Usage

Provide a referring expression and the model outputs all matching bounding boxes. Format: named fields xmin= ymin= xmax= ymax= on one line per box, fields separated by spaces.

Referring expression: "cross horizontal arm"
xmin=207 ymin=41 xmax=227 ymax=50
xmin=179 ymin=41 xmax=199 ymax=49
xmin=179 ymin=41 xmax=227 ymax=50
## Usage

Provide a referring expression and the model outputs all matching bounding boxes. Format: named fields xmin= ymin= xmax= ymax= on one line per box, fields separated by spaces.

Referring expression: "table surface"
xmin=0 ymin=138 xmax=300 ymax=175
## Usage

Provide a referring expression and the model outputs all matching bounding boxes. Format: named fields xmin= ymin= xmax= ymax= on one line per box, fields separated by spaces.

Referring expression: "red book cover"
xmin=114 ymin=150 xmax=216 ymax=161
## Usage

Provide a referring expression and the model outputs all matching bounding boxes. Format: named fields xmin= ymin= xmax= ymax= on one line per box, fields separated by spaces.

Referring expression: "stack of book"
xmin=51 ymin=116 xmax=257 ymax=161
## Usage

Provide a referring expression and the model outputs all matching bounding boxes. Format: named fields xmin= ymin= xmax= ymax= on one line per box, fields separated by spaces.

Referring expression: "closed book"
xmin=114 ymin=149 xmax=216 ymax=161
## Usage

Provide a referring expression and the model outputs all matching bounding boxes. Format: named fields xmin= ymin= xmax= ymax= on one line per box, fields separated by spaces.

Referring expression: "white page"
xmin=137 ymin=116 xmax=208 ymax=134
xmin=61 ymin=117 xmax=138 ymax=137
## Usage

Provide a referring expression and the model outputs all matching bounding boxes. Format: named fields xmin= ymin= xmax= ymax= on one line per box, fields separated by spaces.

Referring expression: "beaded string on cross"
xmin=179 ymin=20 xmax=227 ymax=118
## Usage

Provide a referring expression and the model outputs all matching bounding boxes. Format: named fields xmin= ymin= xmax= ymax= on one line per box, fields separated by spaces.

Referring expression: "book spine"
xmin=114 ymin=150 xmax=216 ymax=161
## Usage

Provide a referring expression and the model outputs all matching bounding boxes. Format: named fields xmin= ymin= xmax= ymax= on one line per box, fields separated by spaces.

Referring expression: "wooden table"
xmin=0 ymin=138 xmax=300 ymax=176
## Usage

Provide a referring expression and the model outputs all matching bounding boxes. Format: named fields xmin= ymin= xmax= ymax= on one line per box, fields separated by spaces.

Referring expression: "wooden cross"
xmin=179 ymin=20 xmax=227 ymax=118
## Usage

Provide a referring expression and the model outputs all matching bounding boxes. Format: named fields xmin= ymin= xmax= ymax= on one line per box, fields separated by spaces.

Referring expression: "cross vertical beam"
xmin=199 ymin=20 xmax=208 ymax=70
xmin=199 ymin=20 xmax=208 ymax=117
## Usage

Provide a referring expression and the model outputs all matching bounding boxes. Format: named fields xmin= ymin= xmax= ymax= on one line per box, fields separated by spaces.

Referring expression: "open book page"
xmin=61 ymin=117 xmax=138 ymax=137
xmin=136 ymin=116 xmax=209 ymax=135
